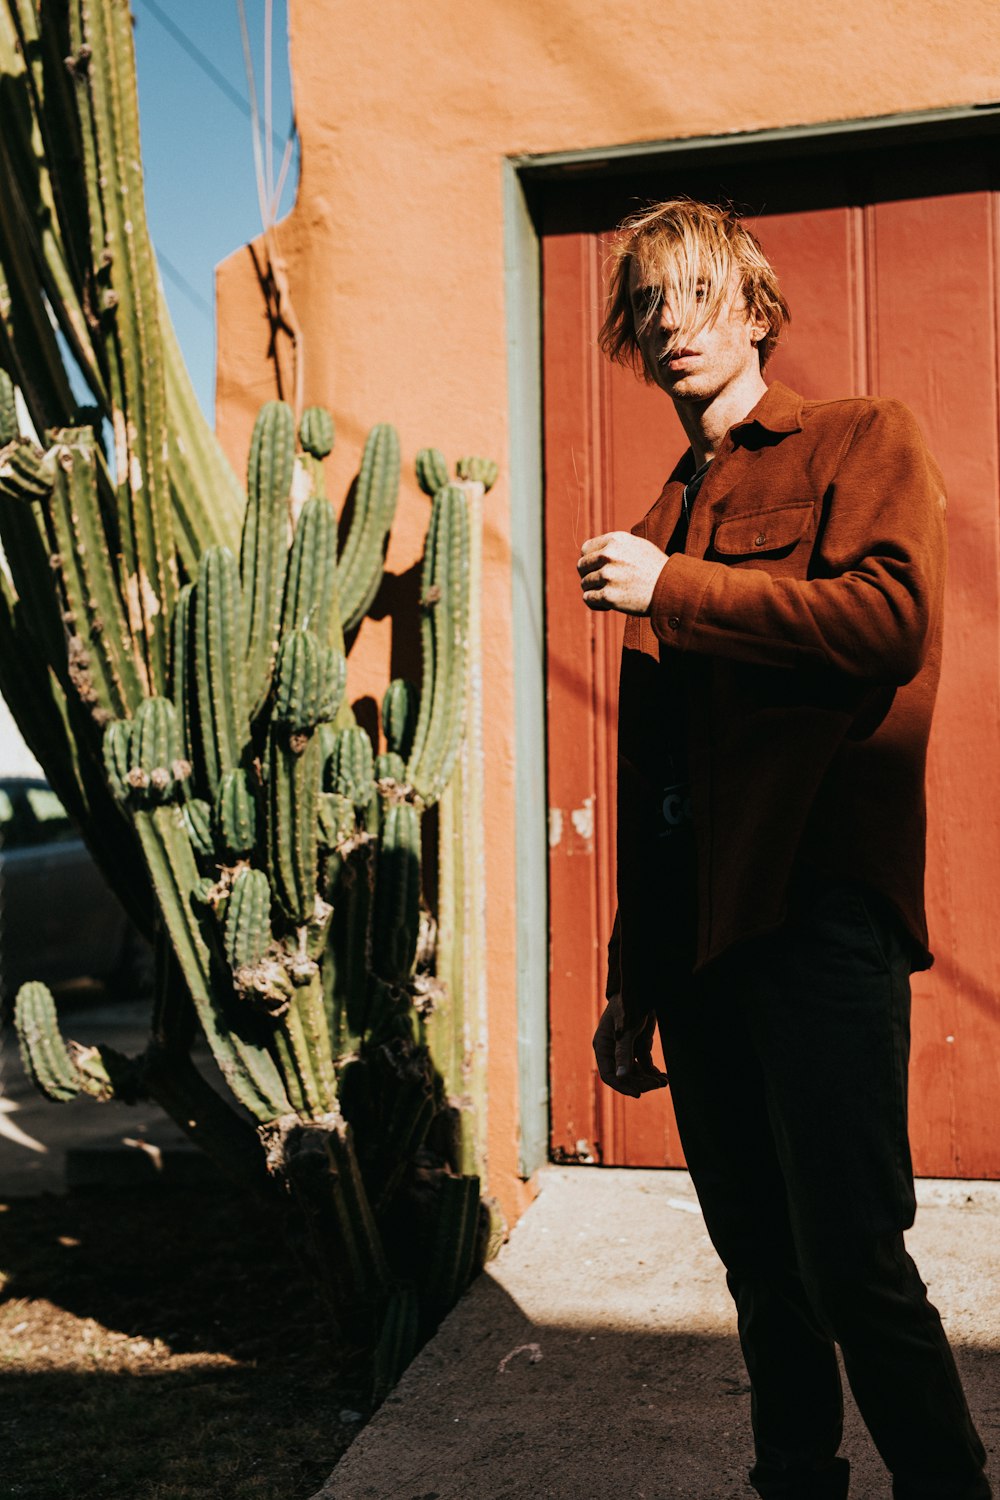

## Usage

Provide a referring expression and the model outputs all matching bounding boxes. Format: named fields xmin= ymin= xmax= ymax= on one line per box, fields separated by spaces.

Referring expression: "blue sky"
xmin=133 ymin=0 xmax=298 ymax=419
xmin=0 ymin=4 xmax=296 ymax=771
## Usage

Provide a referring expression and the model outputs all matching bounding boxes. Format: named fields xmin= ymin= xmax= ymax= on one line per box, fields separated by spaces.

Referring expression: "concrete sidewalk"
xmin=316 ymin=1167 xmax=1000 ymax=1500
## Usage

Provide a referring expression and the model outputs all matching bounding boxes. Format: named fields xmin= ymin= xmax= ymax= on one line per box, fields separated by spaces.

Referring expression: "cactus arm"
xmin=128 ymin=803 xmax=289 ymax=1120
xmin=421 ymin=488 xmax=470 ymax=802
xmin=326 ymin=726 xmax=376 ymax=822
xmin=281 ymin=494 xmax=340 ymax=648
xmin=79 ymin=0 xmax=176 ymax=692
xmin=372 ymin=797 xmax=422 ymax=984
xmin=371 ymin=1288 xmax=421 ymax=1402
xmin=46 ymin=436 xmax=147 ymax=715
xmin=241 ymin=401 xmax=294 ymax=717
xmin=407 ymin=485 xmax=470 ymax=807
xmin=284 ymin=971 xmax=338 ymax=1118
xmin=430 ymin=481 xmax=488 ymax=1175
xmin=456 ymin=456 xmax=499 ymax=491
xmin=193 ymin=546 xmax=251 ymax=801
xmin=404 ymin=504 xmax=437 ymax=779
xmin=0 ymin=24 xmax=105 ymax=409
xmin=420 ymin=1173 xmax=482 ymax=1313
xmin=266 ymin=1113 xmax=393 ymax=1314
xmin=336 ymin=423 xmax=400 ymax=634
xmin=299 ymin=406 xmax=335 ymax=459
xmin=7 ymin=0 xmax=94 ymax=303
xmin=268 ymin=727 xmax=321 ymax=926
xmin=414 ymin=447 xmax=449 ymax=498
xmin=0 ymin=478 xmax=73 ymax=700
xmin=215 ymin=768 xmax=259 ymax=860
xmin=381 ymin=678 xmax=419 ymax=761
xmin=15 ymin=982 xmax=85 ymax=1101
xmin=0 ymin=174 xmax=79 ymax=430
xmin=169 ymin=581 xmax=195 ymax=761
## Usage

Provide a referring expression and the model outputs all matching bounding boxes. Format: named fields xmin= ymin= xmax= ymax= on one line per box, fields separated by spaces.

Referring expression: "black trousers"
xmin=656 ymin=872 xmax=991 ymax=1500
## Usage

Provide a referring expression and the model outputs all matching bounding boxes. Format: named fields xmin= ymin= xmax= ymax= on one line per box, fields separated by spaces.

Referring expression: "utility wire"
xmin=135 ymin=0 xmax=293 ymax=158
xmin=156 ymin=249 xmax=214 ymax=321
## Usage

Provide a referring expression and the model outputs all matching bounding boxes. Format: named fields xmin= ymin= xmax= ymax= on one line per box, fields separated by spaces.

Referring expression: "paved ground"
xmin=5 ymin=1011 xmax=999 ymax=1499
xmin=0 ymin=998 xmax=213 ymax=1194
xmin=315 ymin=1167 xmax=1000 ymax=1500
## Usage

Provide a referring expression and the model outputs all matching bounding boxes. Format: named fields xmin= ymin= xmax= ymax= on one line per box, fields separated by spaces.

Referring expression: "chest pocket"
xmin=709 ymin=501 xmax=815 ymax=573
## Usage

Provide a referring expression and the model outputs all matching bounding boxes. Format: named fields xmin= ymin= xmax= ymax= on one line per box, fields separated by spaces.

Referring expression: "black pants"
xmin=656 ymin=873 xmax=991 ymax=1500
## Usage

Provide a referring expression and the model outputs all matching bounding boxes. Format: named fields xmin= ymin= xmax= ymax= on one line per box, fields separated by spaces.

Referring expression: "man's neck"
xmin=673 ymin=368 xmax=769 ymax=469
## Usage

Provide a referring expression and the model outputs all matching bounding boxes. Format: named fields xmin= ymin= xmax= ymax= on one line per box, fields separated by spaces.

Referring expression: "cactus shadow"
xmin=0 ymin=1179 xmax=363 ymax=1496
xmin=351 ymin=694 xmax=380 ymax=751
xmin=0 ymin=1180 xmax=332 ymax=1363
xmin=364 ymin=559 xmax=424 ymax=686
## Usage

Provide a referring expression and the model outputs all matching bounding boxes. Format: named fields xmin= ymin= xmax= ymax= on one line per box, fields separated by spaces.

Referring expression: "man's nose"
xmin=656 ymin=301 xmax=681 ymax=336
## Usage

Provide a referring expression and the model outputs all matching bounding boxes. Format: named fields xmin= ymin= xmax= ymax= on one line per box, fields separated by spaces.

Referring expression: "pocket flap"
xmin=713 ymin=502 xmax=814 ymax=556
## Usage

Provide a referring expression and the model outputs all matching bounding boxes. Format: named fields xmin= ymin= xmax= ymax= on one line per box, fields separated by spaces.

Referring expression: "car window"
xmin=0 ymin=783 xmax=79 ymax=850
xmin=24 ymin=785 xmax=78 ymax=845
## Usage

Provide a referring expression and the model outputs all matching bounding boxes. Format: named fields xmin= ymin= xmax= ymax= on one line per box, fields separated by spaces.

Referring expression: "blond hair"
xmin=599 ymin=198 xmax=790 ymax=377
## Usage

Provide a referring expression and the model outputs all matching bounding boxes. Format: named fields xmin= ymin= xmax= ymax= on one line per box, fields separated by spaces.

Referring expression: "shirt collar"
xmin=730 ymin=379 xmax=804 ymax=436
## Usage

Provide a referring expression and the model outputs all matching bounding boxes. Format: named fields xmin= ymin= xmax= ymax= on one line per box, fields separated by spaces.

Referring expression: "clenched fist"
xmin=577 ymin=531 xmax=670 ymax=614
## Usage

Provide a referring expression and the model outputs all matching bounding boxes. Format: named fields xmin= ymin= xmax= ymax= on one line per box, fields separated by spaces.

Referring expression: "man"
xmin=577 ymin=199 xmax=991 ymax=1500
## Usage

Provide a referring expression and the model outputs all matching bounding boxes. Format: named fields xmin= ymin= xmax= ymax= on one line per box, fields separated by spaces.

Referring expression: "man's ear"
xmin=748 ymin=312 xmax=768 ymax=349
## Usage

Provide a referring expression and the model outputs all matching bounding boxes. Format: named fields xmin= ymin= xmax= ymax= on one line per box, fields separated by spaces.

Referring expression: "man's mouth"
xmin=661 ymin=348 xmax=698 ymax=365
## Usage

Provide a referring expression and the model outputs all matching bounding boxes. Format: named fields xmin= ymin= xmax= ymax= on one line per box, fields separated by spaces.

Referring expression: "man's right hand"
xmin=593 ymin=996 xmax=669 ymax=1098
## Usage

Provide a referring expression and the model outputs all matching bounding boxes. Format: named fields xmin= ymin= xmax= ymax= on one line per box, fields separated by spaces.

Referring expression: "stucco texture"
xmin=214 ymin=0 xmax=1000 ymax=1227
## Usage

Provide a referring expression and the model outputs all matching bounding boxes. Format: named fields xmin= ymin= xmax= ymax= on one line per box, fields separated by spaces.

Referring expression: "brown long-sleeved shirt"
xmin=609 ymin=380 xmax=947 ymax=1022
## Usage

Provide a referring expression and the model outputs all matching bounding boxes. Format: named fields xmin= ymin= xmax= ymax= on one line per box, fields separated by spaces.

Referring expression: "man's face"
xmin=628 ymin=263 xmax=767 ymax=404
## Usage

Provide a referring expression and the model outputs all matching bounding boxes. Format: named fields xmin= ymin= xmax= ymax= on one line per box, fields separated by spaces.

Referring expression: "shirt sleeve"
xmin=606 ymin=908 xmax=622 ymax=1000
xmin=648 ymin=400 xmax=947 ymax=684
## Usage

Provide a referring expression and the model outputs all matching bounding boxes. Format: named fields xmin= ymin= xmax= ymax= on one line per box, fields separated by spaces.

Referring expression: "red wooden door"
xmin=543 ymin=159 xmax=1000 ymax=1176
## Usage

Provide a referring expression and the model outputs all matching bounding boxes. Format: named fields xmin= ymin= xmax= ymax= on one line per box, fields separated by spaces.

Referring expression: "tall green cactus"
xmin=0 ymin=0 xmax=496 ymax=1394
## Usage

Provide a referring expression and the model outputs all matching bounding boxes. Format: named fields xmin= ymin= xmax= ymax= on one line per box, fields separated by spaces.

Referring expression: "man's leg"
xmin=657 ymin=975 xmax=851 ymax=1500
xmin=734 ymin=873 xmax=991 ymax=1500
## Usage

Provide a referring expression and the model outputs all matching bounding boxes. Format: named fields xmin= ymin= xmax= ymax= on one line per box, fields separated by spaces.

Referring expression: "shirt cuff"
xmin=649 ymin=552 xmax=725 ymax=648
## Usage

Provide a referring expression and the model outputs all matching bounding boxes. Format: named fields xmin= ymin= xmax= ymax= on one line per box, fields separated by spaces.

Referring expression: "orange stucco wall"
xmin=214 ymin=0 xmax=1000 ymax=1229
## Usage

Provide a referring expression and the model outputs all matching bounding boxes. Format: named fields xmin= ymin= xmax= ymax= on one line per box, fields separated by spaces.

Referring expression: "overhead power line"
xmin=156 ymin=249 xmax=214 ymax=322
xmin=135 ymin=0 xmax=293 ymax=157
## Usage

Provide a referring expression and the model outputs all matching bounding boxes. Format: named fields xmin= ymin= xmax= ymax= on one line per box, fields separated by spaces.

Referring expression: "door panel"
xmin=544 ymin=157 xmax=1000 ymax=1176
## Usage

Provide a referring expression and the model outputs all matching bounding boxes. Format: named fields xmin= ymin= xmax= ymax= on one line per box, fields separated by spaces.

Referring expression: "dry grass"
xmin=0 ymin=1182 xmax=366 ymax=1499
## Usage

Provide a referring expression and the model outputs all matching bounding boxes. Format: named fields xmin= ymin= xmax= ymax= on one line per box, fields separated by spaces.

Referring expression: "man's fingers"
xmin=580 ymin=534 xmax=612 ymax=556
xmin=593 ymin=1003 xmax=668 ymax=1097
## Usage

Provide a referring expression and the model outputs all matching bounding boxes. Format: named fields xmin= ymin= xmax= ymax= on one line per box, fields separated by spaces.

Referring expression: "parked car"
xmin=0 ymin=777 xmax=153 ymax=1012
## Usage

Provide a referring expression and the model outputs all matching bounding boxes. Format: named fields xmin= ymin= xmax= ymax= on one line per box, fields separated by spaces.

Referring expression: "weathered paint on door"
xmin=543 ymin=164 xmax=1000 ymax=1177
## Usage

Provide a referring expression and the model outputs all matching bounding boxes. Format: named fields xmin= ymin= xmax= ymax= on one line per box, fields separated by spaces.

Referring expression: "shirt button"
xmin=667 ymin=615 xmax=681 ymax=630
xmin=754 ymin=532 xmax=767 ymax=547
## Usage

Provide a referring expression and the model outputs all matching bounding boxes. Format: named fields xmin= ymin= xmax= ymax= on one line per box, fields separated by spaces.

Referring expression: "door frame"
xmin=502 ymin=101 xmax=1000 ymax=1179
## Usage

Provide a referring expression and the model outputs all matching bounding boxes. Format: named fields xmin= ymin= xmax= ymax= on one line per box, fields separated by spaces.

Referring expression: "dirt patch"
xmin=0 ymin=1182 xmax=366 ymax=1499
